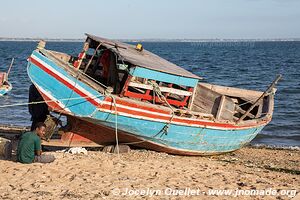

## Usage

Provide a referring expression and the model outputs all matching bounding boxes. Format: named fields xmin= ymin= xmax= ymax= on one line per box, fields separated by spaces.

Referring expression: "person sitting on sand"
xmin=17 ymin=122 xmax=55 ymax=164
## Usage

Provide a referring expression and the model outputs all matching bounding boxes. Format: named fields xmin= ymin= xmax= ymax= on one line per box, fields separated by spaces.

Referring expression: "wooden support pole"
xmin=235 ymin=105 xmax=255 ymax=119
xmin=6 ymin=58 xmax=14 ymax=80
xmin=83 ymin=42 xmax=102 ymax=73
xmin=237 ymin=75 xmax=282 ymax=124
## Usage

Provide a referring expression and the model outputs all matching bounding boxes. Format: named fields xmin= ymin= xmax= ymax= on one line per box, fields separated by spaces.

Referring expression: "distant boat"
xmin=0 ymin=58 xmax=14 ymax=96
xmin=27 ymin=34 xmax=280 ymax=155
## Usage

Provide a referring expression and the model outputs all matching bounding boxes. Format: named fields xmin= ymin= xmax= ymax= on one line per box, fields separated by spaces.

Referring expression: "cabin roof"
xmin=85 ymin=34 xmax=202 ymax=80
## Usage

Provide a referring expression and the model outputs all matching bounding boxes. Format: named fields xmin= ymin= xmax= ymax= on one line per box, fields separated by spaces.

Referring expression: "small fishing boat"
xmin=0 ymin=59 xmax=14 ymax=96
xmin=27 ymin=34 xmax=280 ymax=155
xmin=0 ymin=81 xmax=12 ymax=96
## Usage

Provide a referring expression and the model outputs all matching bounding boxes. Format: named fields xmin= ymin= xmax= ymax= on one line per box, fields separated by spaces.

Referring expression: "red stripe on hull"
xmin=29 ymin=57 xmax=99 ymax=107
xmin=101 ymin=97 xmax=268 ymax=129
xmin=37 ymin=88 xmax=64 ymax=111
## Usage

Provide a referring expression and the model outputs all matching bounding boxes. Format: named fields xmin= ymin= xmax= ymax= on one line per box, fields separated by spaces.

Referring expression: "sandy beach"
xmin=0 ymin=146 xmax=299 ymax=200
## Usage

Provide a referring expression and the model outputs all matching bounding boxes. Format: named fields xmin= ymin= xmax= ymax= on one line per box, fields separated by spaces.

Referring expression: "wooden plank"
xmin=216 ymin=95 xmax=226 ymax=120
xmin=256 ymin=103 xmax=263 ymax=118
xmin=0 ymin=124 xmax=29 ymax=134
xmin=266 ymin=95 xmax=274 ymax=116
xmin=199 ymin=83 xmax=263 ymax=100
xmin=191 ymin=84 xmax=222 ymax=115
xmin=235 ymin=105 xmax=256 ymax=119
xmin=42 ymin=139 xmax=102 ymax=147
xmin=41 ymin=49 xmax=106 ymax=94
xmin=124 ymin=91 xmax=187 ymax=107
xmin=188 ymin=87 xmax=197 ymax=109
xmin=175 ymin=109 xmax=214 ymax=118
xmin=221 ymin=105 xmax=235 ymax=120
xmin=216 ymin=96 xmax=235 ymax=121
xmin=47 ymin=50 xmax=71 ymax=63
xmin=128 ymin=82 xmax=193 ymax=96
xmin=195 ymin=95 xmax=215 ymax=109
xmin=194 ymin=84 xmax=222 ymax=102
xmin=191 ymin=104 xmax=208 ymax=113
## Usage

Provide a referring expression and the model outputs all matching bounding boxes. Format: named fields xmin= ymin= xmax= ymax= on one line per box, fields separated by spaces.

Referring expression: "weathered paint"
xmin=29 ymin=51 xmax=267 ymax=130
xmin=129 ymin=66 xmax=198 ymax=87
xmin=27 ymin=50 xmax=269 ymax=154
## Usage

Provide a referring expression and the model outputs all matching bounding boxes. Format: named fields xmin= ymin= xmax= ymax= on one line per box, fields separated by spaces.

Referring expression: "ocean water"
xmin=0 ymin=41 xmax=299 ymax=147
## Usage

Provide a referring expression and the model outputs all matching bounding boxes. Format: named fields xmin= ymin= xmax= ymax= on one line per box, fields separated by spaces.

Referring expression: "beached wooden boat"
xmin=26 ymin=34 xmax=280 ymax=155
xmin=0 ymin=59 xmax=14 ymax=96
xmin=0 ymin=82 xmax=12 ymax=96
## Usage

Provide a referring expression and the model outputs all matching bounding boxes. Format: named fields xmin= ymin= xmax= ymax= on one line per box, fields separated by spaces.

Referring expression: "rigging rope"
xmin=0 ymin=95 xmax=102 ymax=109
xmin=148 ymin=81 xmax=175 ymax=137
xmin=105 ymin=87 xmax=120 ymax=158
xmin=59 ymin=68 xmax=82 ymax=156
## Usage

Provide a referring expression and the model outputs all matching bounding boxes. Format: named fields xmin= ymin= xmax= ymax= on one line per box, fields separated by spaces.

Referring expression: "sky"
xmin=0 ymin=0 xmax=299 ymax=39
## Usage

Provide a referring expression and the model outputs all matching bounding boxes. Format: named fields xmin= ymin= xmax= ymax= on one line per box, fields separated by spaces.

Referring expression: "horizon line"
xmin=0 ymin=37 xmax=300 ymax=42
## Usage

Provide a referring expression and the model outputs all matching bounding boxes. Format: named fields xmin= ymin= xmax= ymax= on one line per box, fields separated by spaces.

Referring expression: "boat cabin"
xmin=54 ymin=34 xmax=201 ymax=110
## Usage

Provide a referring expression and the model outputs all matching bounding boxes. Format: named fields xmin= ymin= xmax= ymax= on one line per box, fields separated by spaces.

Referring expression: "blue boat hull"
xmin=27 ymin=50 xmax=270 ymax=155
